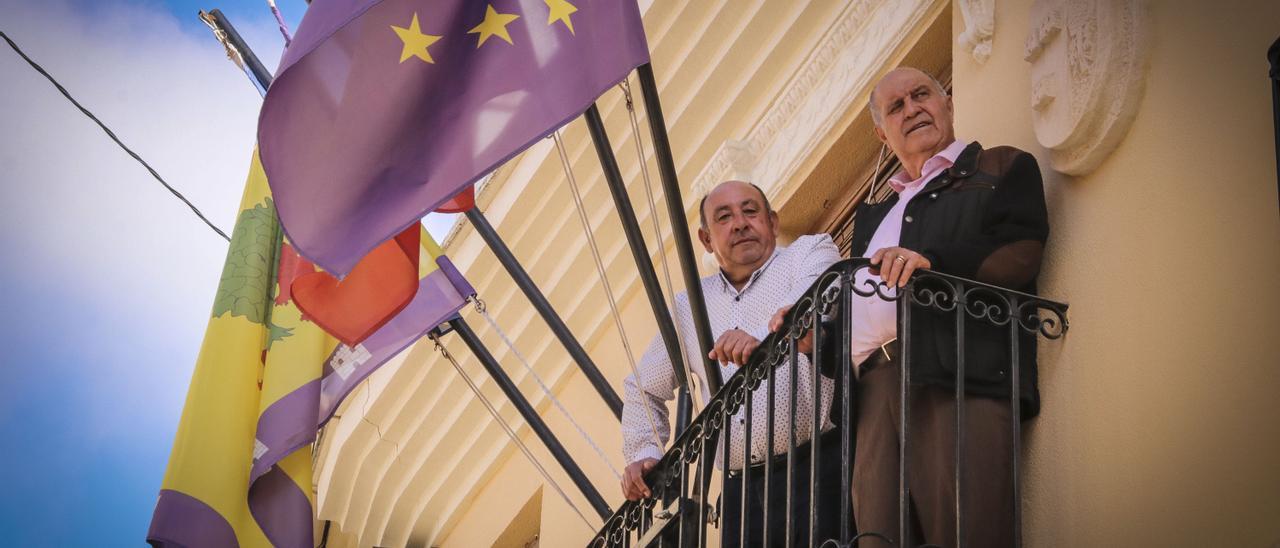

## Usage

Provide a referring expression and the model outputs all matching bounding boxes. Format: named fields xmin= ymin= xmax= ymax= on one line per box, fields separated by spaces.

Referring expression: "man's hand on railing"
xmin=707 ymin=328 xmax=761 ymax=368
xmin=621 ymin=458 xmax=658 ymax=500
xmin=868 ymin=246 xmax=932 ymax=288
xmin=769 ymin=305 xmax=813 ymax=354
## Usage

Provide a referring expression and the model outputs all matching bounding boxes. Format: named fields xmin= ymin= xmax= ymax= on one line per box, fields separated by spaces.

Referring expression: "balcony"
xmin=591 ymin=258 xmax=1069 ymax=548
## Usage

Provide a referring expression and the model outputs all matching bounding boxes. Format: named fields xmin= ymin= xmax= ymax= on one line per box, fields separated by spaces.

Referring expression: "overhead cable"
xmin=0 ymin=29 xmax=231 ymax=242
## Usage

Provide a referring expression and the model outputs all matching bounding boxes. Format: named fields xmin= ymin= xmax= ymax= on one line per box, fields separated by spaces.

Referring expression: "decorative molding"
xmin=690 ymin=0 xmax=879 ymax=199
xmin=718 ymin=139 xmax=754 ymax=182
xmin=753 ymin=0 xmax=942 ymax=200
xmin=957 ymin=0 xmax=996 ymax=64
xmin=1025 ymin=0 xmax=1151 ymax=176
xmin=690 ymin=0 xmax=949 ymax=204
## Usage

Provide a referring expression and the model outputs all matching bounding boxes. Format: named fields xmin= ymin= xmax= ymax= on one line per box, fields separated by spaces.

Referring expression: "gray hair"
xmin=869 ymin=68 xmax=947 ymax=127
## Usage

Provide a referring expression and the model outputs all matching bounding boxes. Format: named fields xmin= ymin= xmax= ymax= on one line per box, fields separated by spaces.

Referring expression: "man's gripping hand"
xmin=869 ymin=246 xmax=932 ymax=288
xmin=621 ymin=458 xmax=658 ymax=500
xmin=770 ymin=305 xmax=813 ymax=354
xmin=708 ymin=329 xmax=761 ymax=367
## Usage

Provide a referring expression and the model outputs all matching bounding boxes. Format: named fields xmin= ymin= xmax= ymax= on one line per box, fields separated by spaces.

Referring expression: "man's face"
xmin=697 ymin=181 xmax=779 ymax=276
xmin=873 ymin=69 xmax=955 ymax=163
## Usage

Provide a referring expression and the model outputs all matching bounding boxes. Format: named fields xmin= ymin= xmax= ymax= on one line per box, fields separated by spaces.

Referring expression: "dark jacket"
xmin=850 ymin=141 xmax=1050 ymax=417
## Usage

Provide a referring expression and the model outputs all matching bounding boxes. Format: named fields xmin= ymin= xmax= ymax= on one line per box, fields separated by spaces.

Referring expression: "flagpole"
xmin=442 ymin=318 xmax=613 ymax=520
xmin=634 ymin=63 xmax=724 ymax=397
xmin=582 ymin=104 xmax=694 ymax=435
xmin=200 ymin=9 xmax=273 ymax=93
xmin=464 ymin=208 xmax=625 ymax=420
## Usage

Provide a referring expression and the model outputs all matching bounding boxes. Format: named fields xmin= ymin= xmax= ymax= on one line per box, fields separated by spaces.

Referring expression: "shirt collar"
xmin=888 ymin=138 xmax=967 ymax=193
xmin=717 ymin=246 xmax=782 ymax=296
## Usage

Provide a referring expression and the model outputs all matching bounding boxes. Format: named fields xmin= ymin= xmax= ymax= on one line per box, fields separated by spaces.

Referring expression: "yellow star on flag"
xmin=391 ymin=13 xmax=442 ymax=64
xmin=545 ymin=0 xmax=578 ymax=35
xmin=468 ymin=5 xmax=520 ymax=47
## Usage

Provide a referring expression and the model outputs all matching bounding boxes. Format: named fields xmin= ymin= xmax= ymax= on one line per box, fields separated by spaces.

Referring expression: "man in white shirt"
xmin=618 ymin=180 xmax=844 ymax=546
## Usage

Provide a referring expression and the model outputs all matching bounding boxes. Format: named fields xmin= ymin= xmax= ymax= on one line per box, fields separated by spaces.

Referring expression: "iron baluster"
xmin=955 ymin=281 xmax=967 ymax=548
xmin=1009 ymin=295 xmax=1023 ymax=548
xmin=898 ymin=279 xmax=913 ymax=548
xmin=786 ymin=319 xmax=801 ymax=548
xmin=740 ymin=376 xmax=753 ymax=548
xmin=762 ymin=352 xmax=775 ymax=546
xmin=839 ymin=270 xmax=854 ymax=544
xmin=808 ymin=290 xmax=822 ymax=547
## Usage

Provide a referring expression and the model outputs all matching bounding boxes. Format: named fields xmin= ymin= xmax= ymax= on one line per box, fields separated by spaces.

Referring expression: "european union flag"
xmin=258 ymin=0 xmax=650 ymax=276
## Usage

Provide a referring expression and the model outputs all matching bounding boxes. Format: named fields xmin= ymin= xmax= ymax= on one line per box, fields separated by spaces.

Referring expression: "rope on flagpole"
xmin=0 ymin=29 xmax=232 ymax=242
xmin=553 ymin=130 xmax=665 ymax=453
xmin=431 ymin=333 xmax=600 ymax=533
xmin=471 ymin=297 xmax=622 ymax=481
xmin=266 ymin=0 xmax=293 ymax=46
xmin=619 ymin=78 xmax=702 ymax=410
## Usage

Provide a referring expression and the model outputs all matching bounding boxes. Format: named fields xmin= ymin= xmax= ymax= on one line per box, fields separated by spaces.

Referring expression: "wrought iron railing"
xmin=590 ymin=258 xmax=1069 ymax=548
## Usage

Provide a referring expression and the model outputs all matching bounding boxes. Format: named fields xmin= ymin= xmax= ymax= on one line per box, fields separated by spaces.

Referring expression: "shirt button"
xmin=734 ymin=296 xmax=740 ymax=302
xmin=930 ymin=192 xmax=938 ymax=200
xmin=904 ymin=215 xmax=914 ymax=223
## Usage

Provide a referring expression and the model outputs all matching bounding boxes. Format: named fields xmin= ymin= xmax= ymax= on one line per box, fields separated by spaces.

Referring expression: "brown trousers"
xmin=851 ymin=362 xmax=1014 ymax=548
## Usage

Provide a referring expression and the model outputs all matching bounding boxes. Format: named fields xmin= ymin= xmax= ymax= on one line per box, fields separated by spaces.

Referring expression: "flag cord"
xmin=553 ymin=131 xmax=665 ymax=454
xmin=619 ymin=79 xmax=702 ymax=411
xmin=431 ymin=333 xmax=600 ymax=533
xmin=265 ymin=0 xmax=293 ymax=46
xmin=620 ymin=78 xmax=713 ymax=503
xmin=471 ymin=297 xmax=622 ymax=480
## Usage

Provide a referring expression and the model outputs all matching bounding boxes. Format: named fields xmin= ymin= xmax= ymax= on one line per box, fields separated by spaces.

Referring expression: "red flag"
xmin=434 ymin=186 xmax=475 ymax=214
xmin=290 ymin=225 xmax=420 ymax=346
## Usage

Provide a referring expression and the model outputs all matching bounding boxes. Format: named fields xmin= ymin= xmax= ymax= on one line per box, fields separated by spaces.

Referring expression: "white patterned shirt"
xmin=622 ymin=234 xmax=841 ymax=470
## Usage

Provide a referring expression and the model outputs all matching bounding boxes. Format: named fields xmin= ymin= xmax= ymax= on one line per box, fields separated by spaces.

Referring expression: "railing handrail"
xmin=592 ymin=258 xmax=1070 ymax=547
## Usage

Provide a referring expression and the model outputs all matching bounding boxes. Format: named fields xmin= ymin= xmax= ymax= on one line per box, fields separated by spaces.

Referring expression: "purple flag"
xmin=259 ymin=0 xmax=650 ymax=275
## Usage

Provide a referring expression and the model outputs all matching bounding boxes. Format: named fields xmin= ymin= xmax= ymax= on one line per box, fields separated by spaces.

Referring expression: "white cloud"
xmin=0 ymin=0 xmax=285 ymax=444
xmin=0 ymin=0 xmax=463 ymax=446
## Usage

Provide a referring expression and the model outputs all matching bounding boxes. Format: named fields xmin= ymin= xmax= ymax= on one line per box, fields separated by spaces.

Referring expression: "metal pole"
xmin=446 ymin=317 xmax=613 ymax=520
xmin=582 ymin=104 xmax=694 ymax=433
xmin=464 ymin=208 xmax=624 ymax=420
xmin=1268 ymin=36 xmax=1280 ymax=212
xmin=634 ymin=63 xmax=724 ymax=396
xmin=205 ymin=9 xmax=273 ymax=90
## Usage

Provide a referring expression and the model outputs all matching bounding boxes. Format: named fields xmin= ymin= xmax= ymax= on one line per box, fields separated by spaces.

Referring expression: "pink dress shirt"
xmin=849 ymin=139 xmax=967 ymax=370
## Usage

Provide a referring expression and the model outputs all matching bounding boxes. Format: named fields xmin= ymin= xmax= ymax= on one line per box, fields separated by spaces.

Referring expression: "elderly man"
xmin=843 ymin=67 xmax=1049 ymax=547
xmin=619 ymin=180 xmax=843 ymax=546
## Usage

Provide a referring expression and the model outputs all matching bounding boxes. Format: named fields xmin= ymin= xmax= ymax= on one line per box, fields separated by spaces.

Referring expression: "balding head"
xmin=696 ymin=180 xmax=780 ymax=286
xmin=869 ymin=67 xmax=947 ymax=127
xmin=699 ymin=181 xmax=772 ymax=228
xmin=868 ymin=67 xmax=956 ymax=179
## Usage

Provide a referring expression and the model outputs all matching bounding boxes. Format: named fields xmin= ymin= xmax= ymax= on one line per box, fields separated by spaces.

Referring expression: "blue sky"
xmin=0 ymin=1 xmax=454 ymax=544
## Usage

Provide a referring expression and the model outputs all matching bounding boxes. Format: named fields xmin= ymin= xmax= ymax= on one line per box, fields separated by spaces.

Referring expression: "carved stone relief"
xmin=957 ymin=0 xmax=995 ymax=64
xmin=1025 ymin=0 xmax=1151 ymax=176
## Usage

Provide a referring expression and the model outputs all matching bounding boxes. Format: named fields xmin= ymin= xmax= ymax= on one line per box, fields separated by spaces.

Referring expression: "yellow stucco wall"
xmin=435 ymin=2 xmax=1280 ymax=546
xmin=953 ymin=1 xmax=1280 ymax=545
